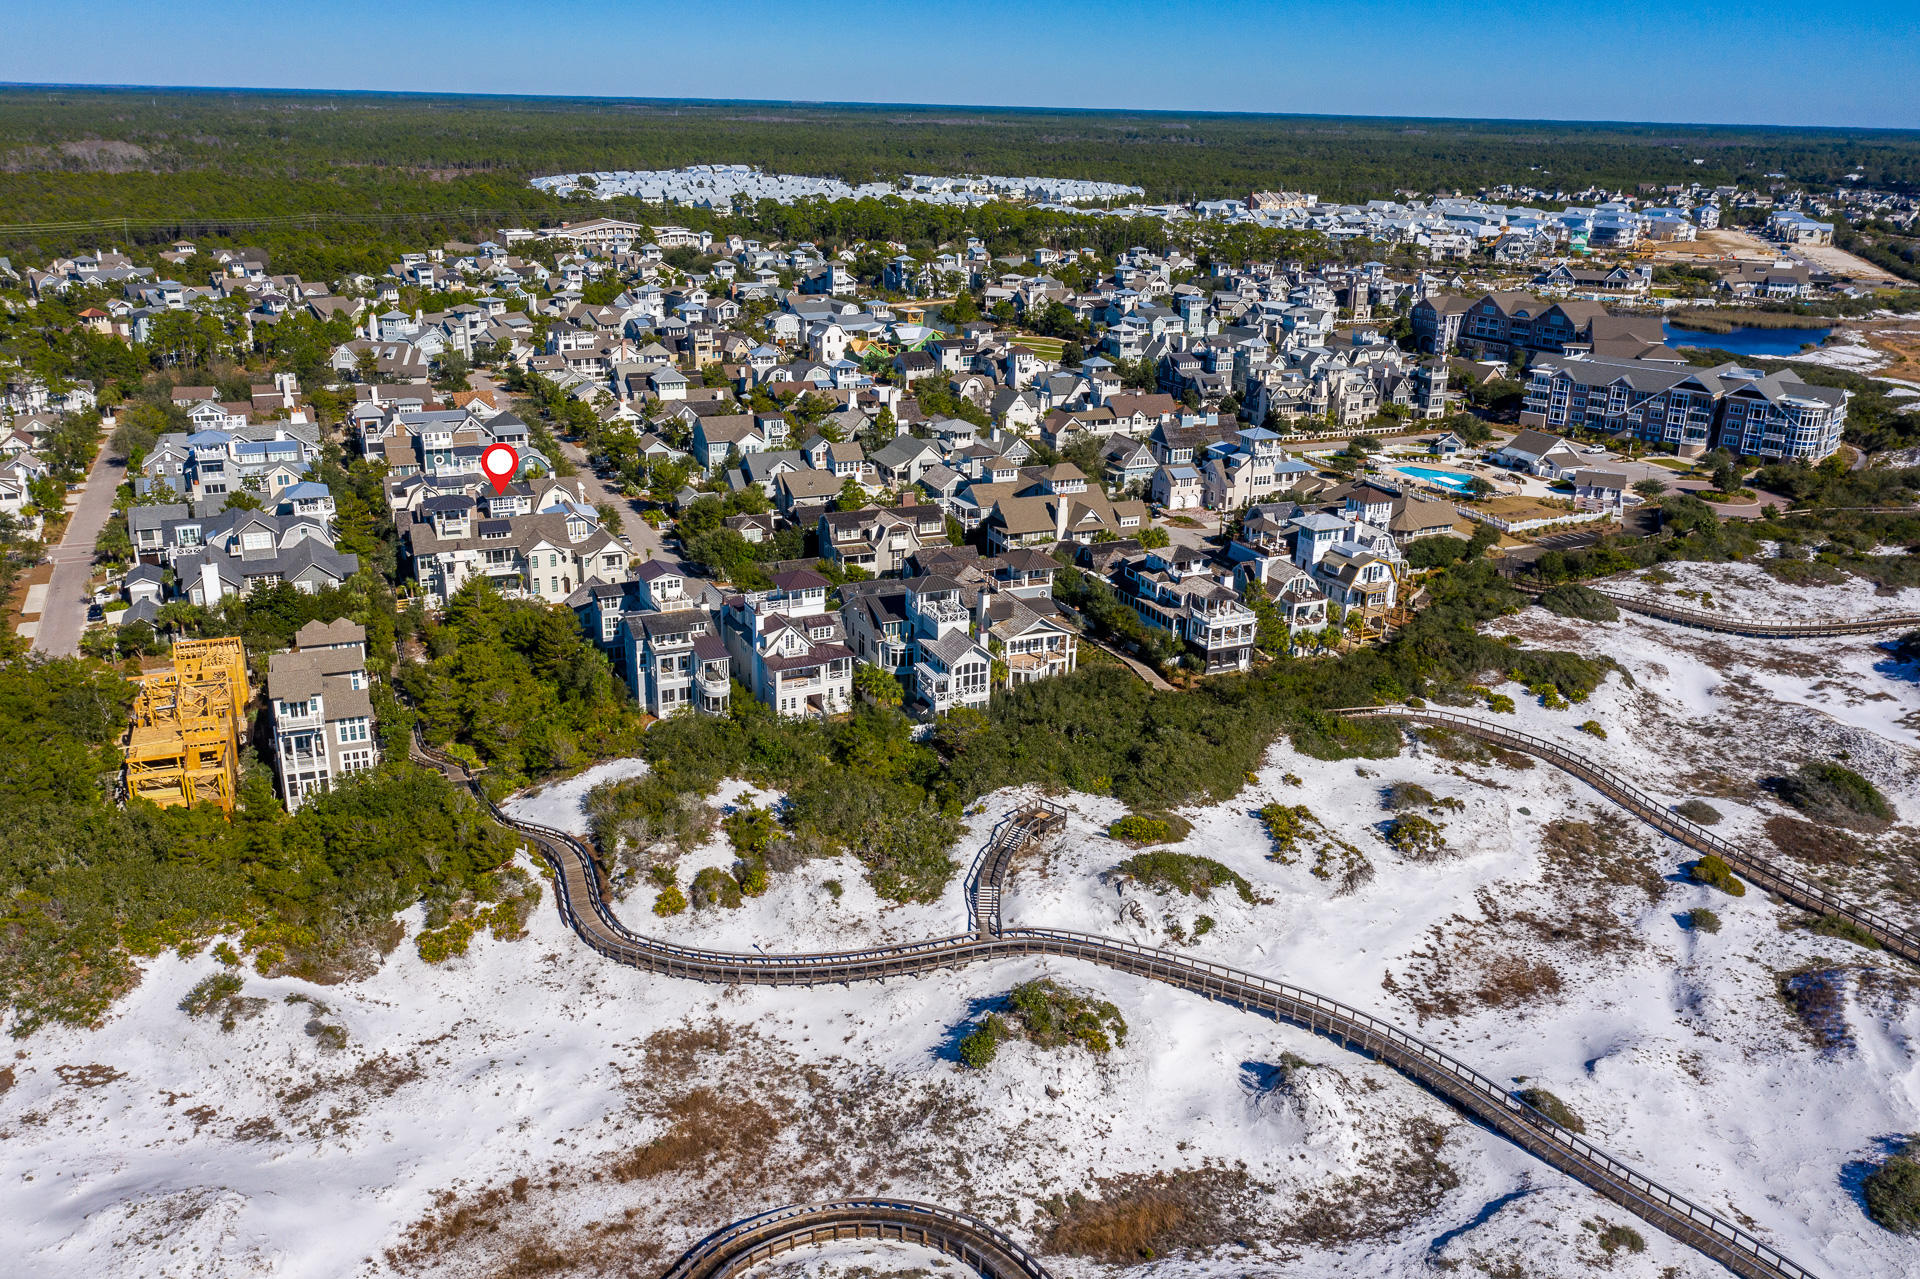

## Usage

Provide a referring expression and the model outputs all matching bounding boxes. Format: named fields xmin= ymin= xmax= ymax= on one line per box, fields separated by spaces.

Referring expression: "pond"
xmin=1662 ymin=322 xmax=1831 ymax=358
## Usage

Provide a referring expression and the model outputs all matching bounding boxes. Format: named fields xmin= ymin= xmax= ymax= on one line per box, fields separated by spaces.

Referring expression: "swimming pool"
xmin=1394 ymin=465 xmax=1476 ymax=495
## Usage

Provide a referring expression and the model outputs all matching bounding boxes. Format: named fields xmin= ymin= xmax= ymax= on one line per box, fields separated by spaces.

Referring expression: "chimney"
xmin=199 ymin=559 xmax=222 ymax=606
xmin=1053 ymin=496 xmax=1069 ymax=543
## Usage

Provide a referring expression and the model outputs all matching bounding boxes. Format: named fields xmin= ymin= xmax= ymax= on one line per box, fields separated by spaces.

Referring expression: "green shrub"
xmin=415 ymin=917 xmax=479 ymax=963
xmin=1776 ymin=761 xmax=1895 ymax=828
xmin=822 ymin=878 xmax=843 ymax=900
xmin=1517 ymin=1087 xmax=1585 ymax=1134
xmin=1686 ymin=907 xmax=1722 ymax=934
xmin=1538 ymin=584 xmax=1619 ymax=623
xmin=1115 ymin=851 xmax=1254 ymax=904
xmin=1486 ymin=692 xmax=1516 ymax=714
xmin=732 ymin=858 xmax=769 ymax=897
xmin=1688 ymin=854 xmax=1746 ymax=897
xmin=1577 ymin=720 xmax=1606 ymax=739
xmin=1007 ymin=979 xmax=1128 ymax=1054
xmin=1258 ymin=803 xmax=1317 ymax=863
xmin=1383 ymin=813 xmax=1450 ymax=862
xmin=957 ymin=1013 xmax=1008 ymax=1069
xmin=1810 ymin=914 xmax=1881 ymax=951
xmin=1385 ymin=782 xmax=1436 ymax=810
xmin=1107 ymin=814 xmax=1175 ymax=845
xmin=1192 ymin=915 xmax=1215 ymax=938
xmin=1596 ymin=1224 xmax=1646 ymax=1255
xmin=652 ymin=885 xmax=688 ymax=916
xmin=723 ymin=804 xmax=779 ymax=857
xmin=1528 ymin=682 xmax=1568 ymax=710
xmin=689 ymin=867 xmax=744 ymax=910
xmin=1866 ymin=1140 xmax=1920 ymax=1235
xmin=1675 ymin=799 xmax=1722 ymax=826
xmin=180 ymin=972 xmax=243 ymax=1018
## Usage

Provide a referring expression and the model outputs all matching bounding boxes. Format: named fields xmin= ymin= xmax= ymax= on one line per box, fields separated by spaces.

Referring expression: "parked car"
xmin=86 ymin=604 xmax=104 ymax=623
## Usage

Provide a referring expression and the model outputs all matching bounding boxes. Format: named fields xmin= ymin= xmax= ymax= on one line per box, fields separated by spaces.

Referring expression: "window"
xmin=336 ymin=719 xmax=369 ymax=745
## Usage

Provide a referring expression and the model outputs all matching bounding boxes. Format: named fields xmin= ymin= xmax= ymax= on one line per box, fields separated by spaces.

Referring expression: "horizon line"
xmin=1 ymin=81 xmax=1915 ymax=137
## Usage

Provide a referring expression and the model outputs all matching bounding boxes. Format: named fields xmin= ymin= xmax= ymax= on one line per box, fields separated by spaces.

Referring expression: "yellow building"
xmin=123 ymin=636 xmax=249 ymax=814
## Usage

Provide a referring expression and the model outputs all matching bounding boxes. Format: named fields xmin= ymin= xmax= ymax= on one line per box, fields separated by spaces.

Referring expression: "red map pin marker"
xmin=481 ymin=443 xmax=519 ymax=495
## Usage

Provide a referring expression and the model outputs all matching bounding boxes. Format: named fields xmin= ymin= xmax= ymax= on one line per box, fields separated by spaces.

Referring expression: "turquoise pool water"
xmin=1395 ymin=465 xmax=1476 ymax=494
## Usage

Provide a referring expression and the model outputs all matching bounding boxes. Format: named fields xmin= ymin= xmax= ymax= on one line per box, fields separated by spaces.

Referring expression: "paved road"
xmin=554 ymin=436 xmax=666 ymax=562
xmin=30 ymin=438 xmax=124 ymax=658
xmin=468 ymin=371 xmax=668 ymax=564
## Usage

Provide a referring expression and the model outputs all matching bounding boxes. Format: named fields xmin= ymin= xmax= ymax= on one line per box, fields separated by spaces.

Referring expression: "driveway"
xmin=30 ymin=437 xmax=125 ymax=658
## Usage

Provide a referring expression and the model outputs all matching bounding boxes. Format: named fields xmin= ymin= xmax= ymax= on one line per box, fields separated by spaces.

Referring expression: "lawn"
xmin=1011 ymin=333 xmax=1069 ymax=360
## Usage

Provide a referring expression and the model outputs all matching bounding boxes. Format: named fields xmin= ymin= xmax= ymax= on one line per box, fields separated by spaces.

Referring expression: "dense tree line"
xmin=586 ymin=558 xmax=1618 ymax=912
xmin=3 ymin=89 xmax=1916 ymax=219
xmin=0 ymin=656 xmax=516 ymax=1035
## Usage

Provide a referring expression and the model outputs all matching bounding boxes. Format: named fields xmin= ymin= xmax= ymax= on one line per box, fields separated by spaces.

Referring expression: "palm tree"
xmin=154 ymin=601 xmax=200 ymax=646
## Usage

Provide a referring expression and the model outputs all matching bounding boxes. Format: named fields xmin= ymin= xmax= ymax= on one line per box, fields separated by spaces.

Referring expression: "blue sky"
xmin=4 ymin=0 xmax=1916 ymax=129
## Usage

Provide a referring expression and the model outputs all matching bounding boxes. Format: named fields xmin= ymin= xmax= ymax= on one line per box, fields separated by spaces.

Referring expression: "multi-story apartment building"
xmin=1412 ymin=293 xmax=1664 ymax=359
xmin=1522 ymin=354 xmax=1848 ymax=461
xmin=265 ymin=620 xmax=379 ymax=811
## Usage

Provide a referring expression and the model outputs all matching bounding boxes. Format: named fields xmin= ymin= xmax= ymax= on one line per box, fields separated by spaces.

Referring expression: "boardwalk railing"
xmin=1513 ymin=580 xmax=1920 ymax=638
xmin=968 ymin=800 xmax=1068 ymax=936
xmin=1001 ymin=927 xmax=1818 ymax=1279
xmin=1336 ymin=707 xmax=1918 ymax=963
xmin=662 ymin=1200 xmax=1050 ymax=1279
xmin=407 ymin=730 xmax=1822 ymax=1279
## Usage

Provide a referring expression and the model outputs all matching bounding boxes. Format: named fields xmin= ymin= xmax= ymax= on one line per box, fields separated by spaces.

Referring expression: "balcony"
xmin=917 ymin=598 xmax=969 ymax=627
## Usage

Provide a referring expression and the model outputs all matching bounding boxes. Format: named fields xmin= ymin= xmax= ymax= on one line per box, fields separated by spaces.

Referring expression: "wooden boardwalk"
xmin=407 ymin=731 xmax=1824 ymax=1279
xmin=1338 ymin=706 xmax=1919 ymax=964
xmin=1514 ymin=580 xmax=1920 ymax=638
xmin=661 ymin=1200 xmax=1050 ymax=1279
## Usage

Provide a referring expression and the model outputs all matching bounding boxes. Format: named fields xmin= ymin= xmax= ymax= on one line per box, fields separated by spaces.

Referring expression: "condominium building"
xmin=1522 ymin=354 xmax=1848 ymax=461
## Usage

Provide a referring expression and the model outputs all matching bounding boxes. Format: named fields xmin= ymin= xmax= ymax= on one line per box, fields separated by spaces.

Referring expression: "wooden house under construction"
xmin=123 ymin=636 xmax=249 ymax=814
